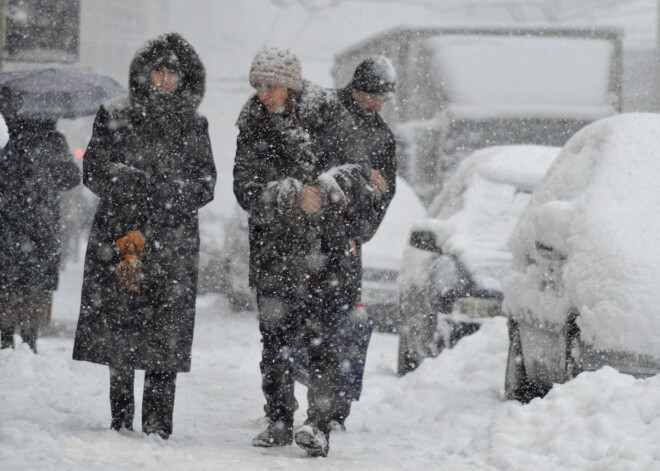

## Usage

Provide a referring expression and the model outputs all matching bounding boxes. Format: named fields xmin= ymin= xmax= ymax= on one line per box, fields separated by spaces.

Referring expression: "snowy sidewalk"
xmin=0 ymin=261 xmax=659 ymax=470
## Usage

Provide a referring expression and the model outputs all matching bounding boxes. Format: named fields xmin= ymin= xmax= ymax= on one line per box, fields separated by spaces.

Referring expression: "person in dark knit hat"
xmin=234 ymin=45 xmax=372 ymax=457
xmin=329 ymin=55 xmax=398 ymax=429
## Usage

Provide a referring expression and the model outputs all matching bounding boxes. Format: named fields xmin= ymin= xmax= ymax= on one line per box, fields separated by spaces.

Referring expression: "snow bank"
xmin=3 ymin=260 xmax=660 ymax=471
xmin=426 ymin=145 xmax=559 ymax=291
xmin=505 ymin=113 xmax=660 ymax=359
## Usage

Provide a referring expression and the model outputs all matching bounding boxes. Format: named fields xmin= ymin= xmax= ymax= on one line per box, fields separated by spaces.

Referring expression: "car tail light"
xmin=453 ymin=297 xmax=502 ymax=318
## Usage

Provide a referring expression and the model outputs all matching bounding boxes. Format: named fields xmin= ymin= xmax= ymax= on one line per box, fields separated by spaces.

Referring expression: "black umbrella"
xmin=0 ymin=67 xmax=126 ymax=119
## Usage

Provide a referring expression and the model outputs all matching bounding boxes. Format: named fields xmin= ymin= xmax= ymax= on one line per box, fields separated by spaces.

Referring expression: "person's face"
xmin=352 ymin=89 xmax=390 ymax=114
xmin=150 ymin=66 xmax=180 ymax=93
xmin=257 ymin=86 xmax=289 ymax=113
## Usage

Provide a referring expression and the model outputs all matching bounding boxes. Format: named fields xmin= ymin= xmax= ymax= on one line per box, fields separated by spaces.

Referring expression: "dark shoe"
xmin=143 ymin=424 xmax=169 ymax=440
xmin=252 ymin=421 xmax=293 ymax=447
xmin=294 ymin=425 xmax=329 ymax=457
xmin=110 ymin=419 xmax=134 ymax=432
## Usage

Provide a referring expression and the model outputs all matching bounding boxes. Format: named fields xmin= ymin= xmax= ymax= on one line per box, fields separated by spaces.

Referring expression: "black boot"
xmin=330 ymin=399 xmax=351 ymax=431
xmin=252 ymin=420 xmax=293 ymax=447
xmin=142 ymin=370 xmax=177 ymax=439
xmin=109 ymin=367 xmax=135 ymax=431
xmin=1 ymin=328 xmax=15 ymax=349
xmin=294 ymin=423 xmax=330 ymax=457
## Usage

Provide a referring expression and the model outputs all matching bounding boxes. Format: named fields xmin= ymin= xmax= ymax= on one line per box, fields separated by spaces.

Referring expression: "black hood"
xmin=128 ymin=32 xmax=205 ymax=116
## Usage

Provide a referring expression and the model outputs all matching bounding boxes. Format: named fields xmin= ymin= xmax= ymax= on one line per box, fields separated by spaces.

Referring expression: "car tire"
xmin=562 ymin=309 xmax=583 ymax=382
xmin=397 ymin=326 xmax=420 ymax=376
xmin=505 ymin=318 xmax=545 ymax=403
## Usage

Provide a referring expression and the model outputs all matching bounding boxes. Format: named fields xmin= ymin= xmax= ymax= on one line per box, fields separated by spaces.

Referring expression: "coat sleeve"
xmin=353 ymin=132 xmax=397 ymax=243
xmin=317 ymin=97 xmax=373 ymax=239
xmin=42 ymin=132 xmax=81 ymax=191
xmin=83 ymin=105 xmax=148 ymax=203
xmin=150 ymin=116 xmax=217 ymax=217
xmin=233 ymin=124 xmax=303 ymax=224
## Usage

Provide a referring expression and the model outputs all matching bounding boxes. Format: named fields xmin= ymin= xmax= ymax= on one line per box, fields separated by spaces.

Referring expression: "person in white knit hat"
xmin=234 ymin=45 xmax=373 ymax=458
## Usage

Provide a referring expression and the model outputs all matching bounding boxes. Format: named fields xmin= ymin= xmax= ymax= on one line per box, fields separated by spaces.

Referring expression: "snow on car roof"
xmin=426 ymin=35 xmax=616 ymax=119
xmin=505 ymin=113 xmax=660 ymax=359
xmin=429 ymin=145 xmax=559 ymax=292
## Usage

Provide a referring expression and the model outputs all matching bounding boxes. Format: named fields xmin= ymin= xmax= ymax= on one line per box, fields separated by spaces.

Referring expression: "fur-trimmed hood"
xmin=128 ymin=33 xmax=205 ymax=115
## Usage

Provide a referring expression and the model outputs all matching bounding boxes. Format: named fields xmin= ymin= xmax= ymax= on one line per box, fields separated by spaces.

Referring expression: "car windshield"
xmin=428 ymin=146 xmax=560 ymax=291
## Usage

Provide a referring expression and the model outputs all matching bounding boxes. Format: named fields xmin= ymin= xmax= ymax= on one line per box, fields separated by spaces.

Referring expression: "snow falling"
xmin=1 ymin=0 xmax=660 ymax=469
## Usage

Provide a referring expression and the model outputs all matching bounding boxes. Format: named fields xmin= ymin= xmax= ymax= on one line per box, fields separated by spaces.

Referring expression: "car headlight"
xmin=453 ymin=297 xmax=502 ymax=318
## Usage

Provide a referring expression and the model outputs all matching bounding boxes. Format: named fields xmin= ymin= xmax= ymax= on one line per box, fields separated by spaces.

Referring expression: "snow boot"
xmin=294 ymin=424 xmax=330 ymax=457
xmin=252 ymin=420 xmax=293 ymax=447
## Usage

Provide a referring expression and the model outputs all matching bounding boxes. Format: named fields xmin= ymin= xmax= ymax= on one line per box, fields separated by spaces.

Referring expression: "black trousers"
xmin=109 ymin=366 xmax=177 ymax=437
xmin=257 ymin=285 xmax=345 ymax=434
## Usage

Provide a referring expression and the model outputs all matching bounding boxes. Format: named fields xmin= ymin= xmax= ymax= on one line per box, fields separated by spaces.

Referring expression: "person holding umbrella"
xmin=0 ymin=115 xmax=80 ymax=352
xmin=72 ymin=33 xmax=216 ymax=439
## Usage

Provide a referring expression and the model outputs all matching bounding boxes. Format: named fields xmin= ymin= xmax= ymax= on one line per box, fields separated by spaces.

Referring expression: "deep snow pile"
xmin=504 ymin=113 xmax=660 ymax=359
xmin=1 ymin=261 xmax=659 ymax=470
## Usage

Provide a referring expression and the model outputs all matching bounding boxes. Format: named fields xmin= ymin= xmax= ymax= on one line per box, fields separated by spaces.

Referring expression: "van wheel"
xmin=505 ymin=318 xmax=545 ymax=403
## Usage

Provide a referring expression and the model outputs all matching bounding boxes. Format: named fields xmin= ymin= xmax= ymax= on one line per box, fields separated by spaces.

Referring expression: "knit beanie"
xmin=350 ymin=56 xmax=397 ymax=95
xmin=249 ymin=46 xmax=303 ymax=91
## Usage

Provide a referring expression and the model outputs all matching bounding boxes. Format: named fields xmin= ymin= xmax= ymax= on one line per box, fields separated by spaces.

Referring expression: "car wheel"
xmin=397 ymin=328 xmax=419 ymax=376
xmin=505 ymin=318 xmax=545 ymax=403
xmin=562 ymin=309 xmax=583 ymax=382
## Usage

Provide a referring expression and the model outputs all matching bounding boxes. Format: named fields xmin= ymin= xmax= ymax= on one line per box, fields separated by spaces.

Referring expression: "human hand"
xmin=371 ymin=169 xmax=387 ymax=198
xmin=349 ymin=239 xmax=358 ymax=256
xmin=300 ymin=185 xmax=322 ymax=213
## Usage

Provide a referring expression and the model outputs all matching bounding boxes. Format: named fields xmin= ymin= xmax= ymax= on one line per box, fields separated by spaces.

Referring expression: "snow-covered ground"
xmin=1 ymin=255 xmax=659 ymax=470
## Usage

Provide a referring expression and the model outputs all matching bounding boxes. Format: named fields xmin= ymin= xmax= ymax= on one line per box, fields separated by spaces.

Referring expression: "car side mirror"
xmin=410 ymin=230 xmax=443 ymax=254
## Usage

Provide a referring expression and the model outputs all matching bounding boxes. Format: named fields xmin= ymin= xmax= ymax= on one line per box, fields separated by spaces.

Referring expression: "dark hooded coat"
xmin=233 ymin=81 xmax=372 ymax=300
xmin=0 ymin=120 xmax=80 ymax=291
xmin=72 ymin=33 xmax=216 ymax=372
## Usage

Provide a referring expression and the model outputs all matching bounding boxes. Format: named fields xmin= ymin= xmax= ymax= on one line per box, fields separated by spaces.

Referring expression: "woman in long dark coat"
xmin=0 ymin=118 xmax=80 ymax=352
xmin=72 ymin=33 xmax=216 ymax=439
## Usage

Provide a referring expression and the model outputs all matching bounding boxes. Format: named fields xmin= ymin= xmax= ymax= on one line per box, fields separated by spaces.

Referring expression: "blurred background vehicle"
xmin=503 ymin=113 xmax=660 ymax=403
xmin=397 ymin=145 xmax=560 ymax=376
xmin=333 ymin=26 xmax=622 ymax=203
xmin=220 ymin=176 xmax=425 ymax=329
xmin=360 ymin=176 xmax=426 ymax=331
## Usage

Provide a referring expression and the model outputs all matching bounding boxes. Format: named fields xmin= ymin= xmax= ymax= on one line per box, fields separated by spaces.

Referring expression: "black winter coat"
xmin=233 ymin=82 xmax=372 ymax=299
xmin=0 ymin=120 xmax=80 ymax=291
xmin=73 ymin=33 xmax=216 ymax=372
xmin=337 ymin=88 xmax=397 ymax=301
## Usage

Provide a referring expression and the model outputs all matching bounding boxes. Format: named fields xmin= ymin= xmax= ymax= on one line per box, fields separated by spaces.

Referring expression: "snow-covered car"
xmin=221 ymin=176 xmax=426 ymax=328
xmin=362 ymin=176 xmax=426 ymax=331
xmin=397 ymin=145 xmax=560 ymax=376
xmin=503 ymin=113 xmax=660 ymax=403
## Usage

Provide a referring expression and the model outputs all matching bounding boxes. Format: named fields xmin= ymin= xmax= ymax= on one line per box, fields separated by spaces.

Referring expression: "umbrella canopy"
xmin=0 ymin=67 xmax=126 ymax=119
